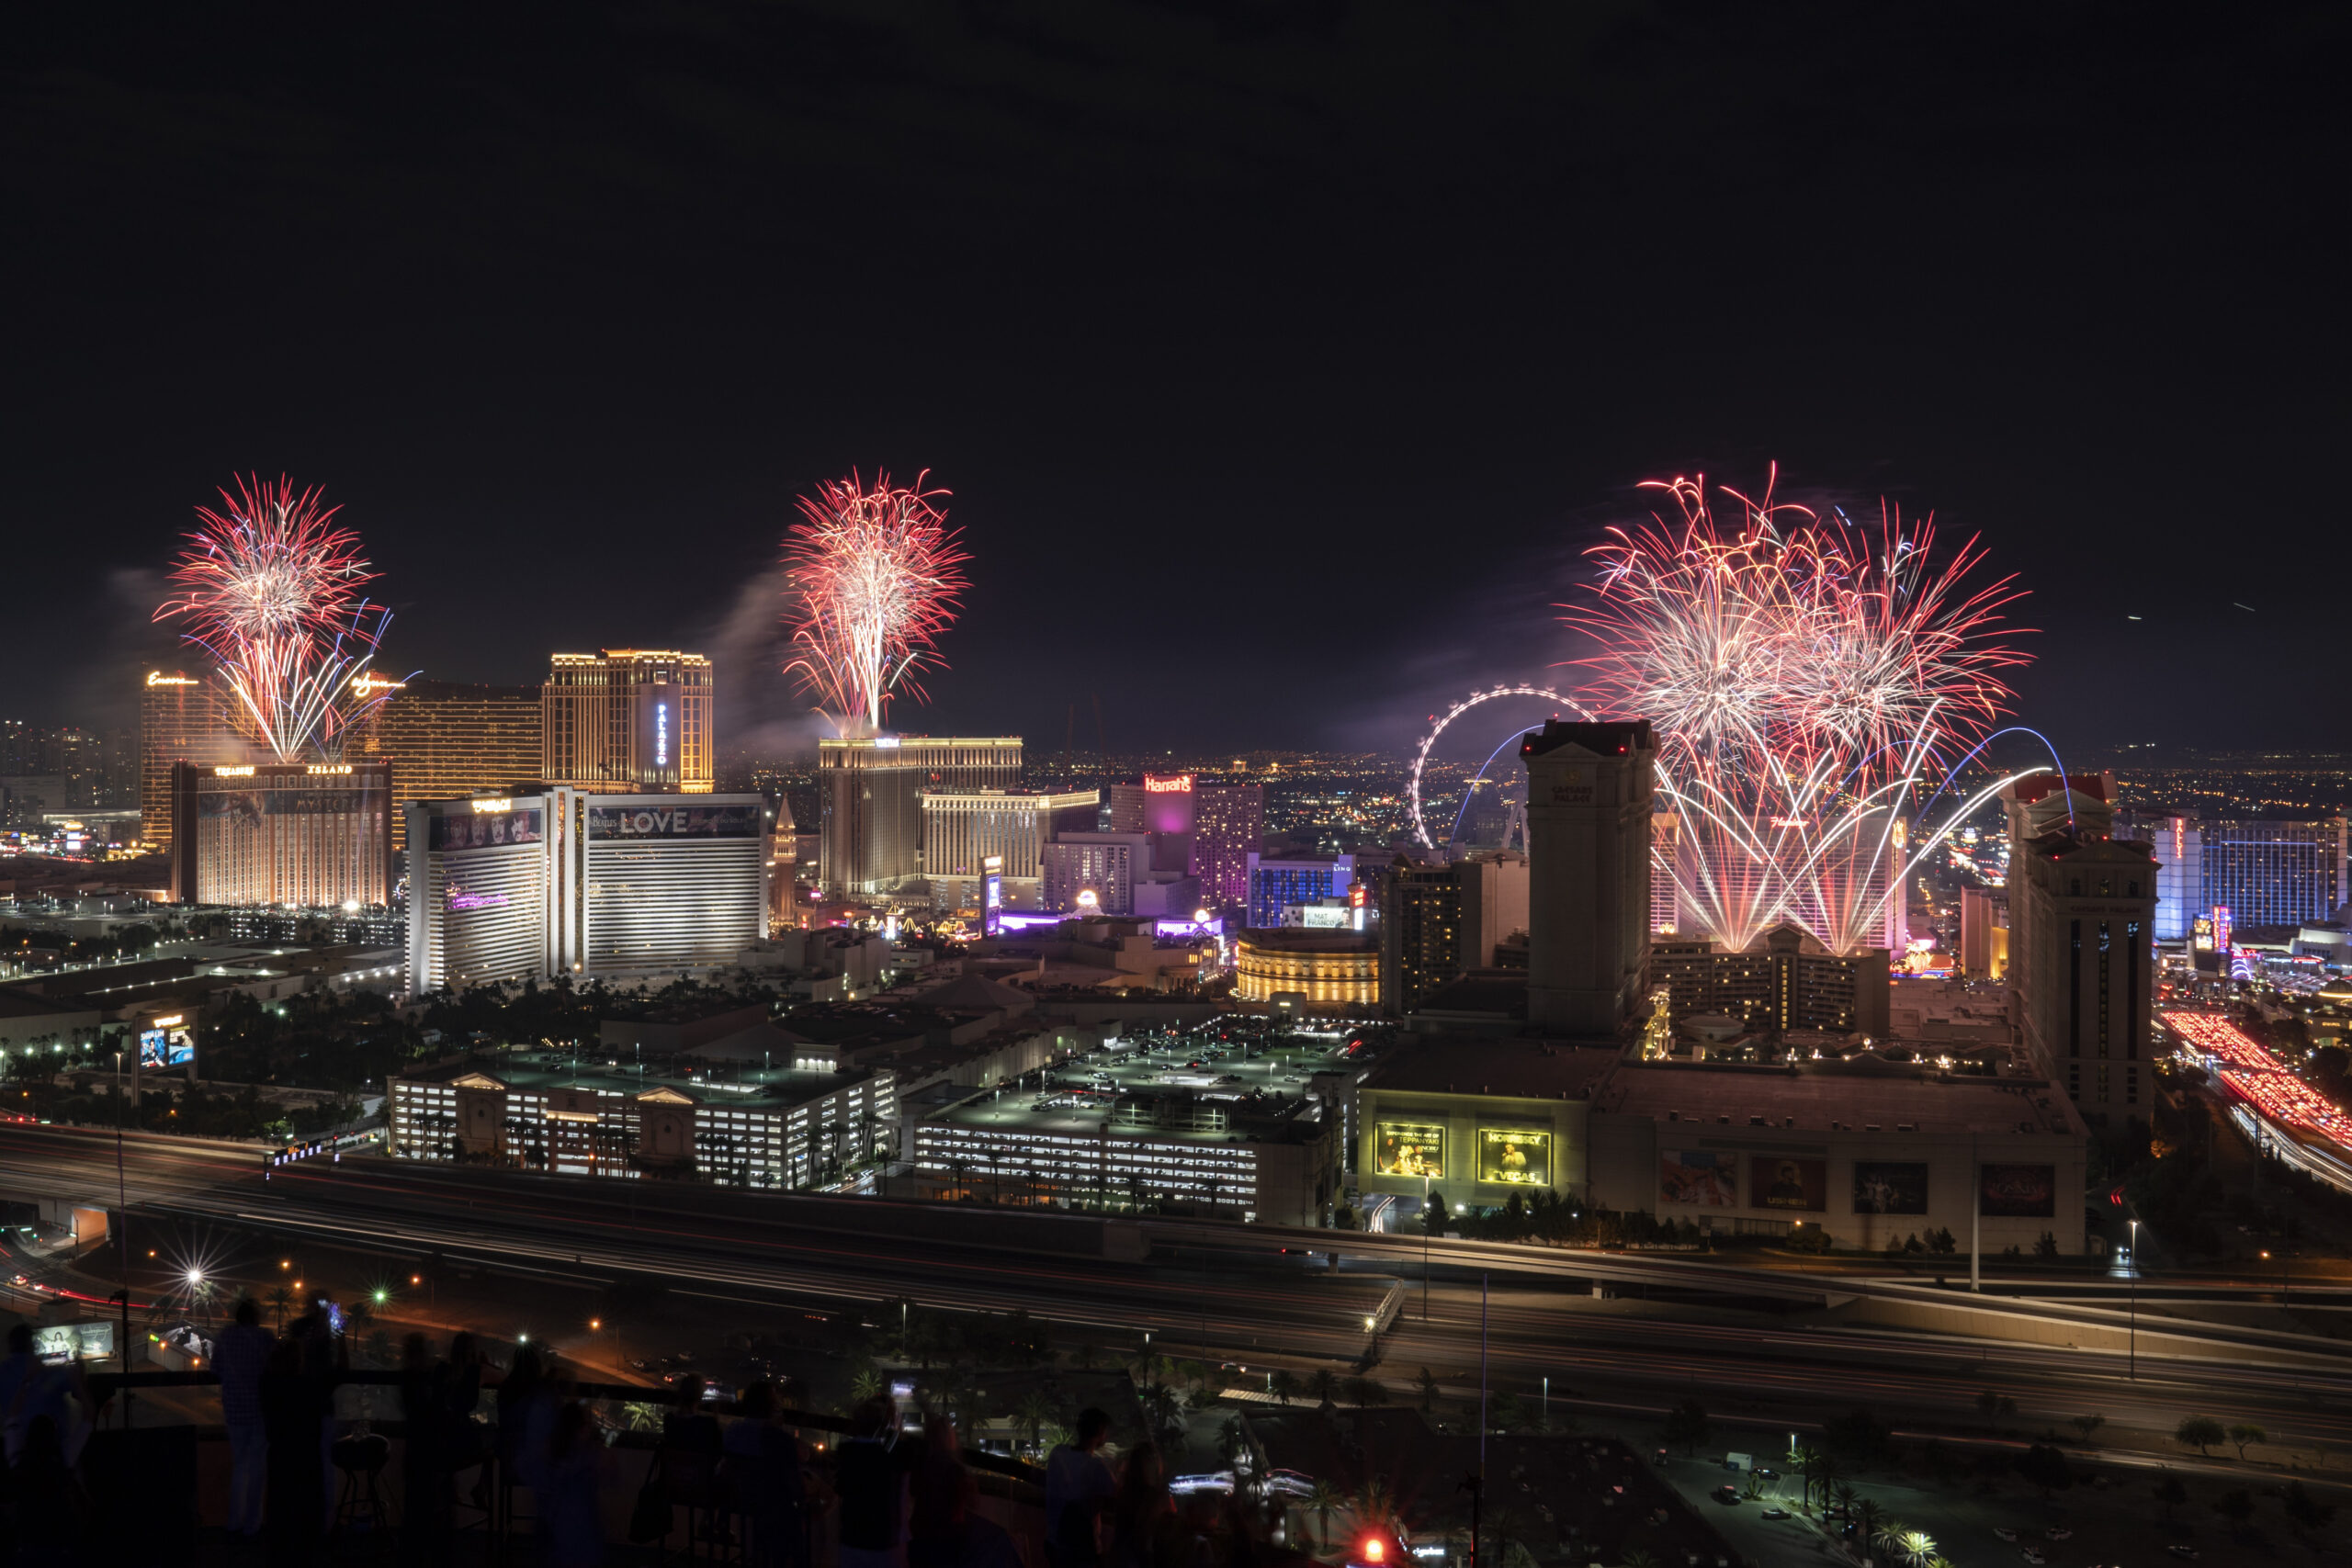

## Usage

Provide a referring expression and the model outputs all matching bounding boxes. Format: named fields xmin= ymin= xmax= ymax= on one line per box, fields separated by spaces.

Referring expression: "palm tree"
xmin=1851 ymin=1498 xmax=1887 ymax=1553
xmin=1306 ymin=1368 xmax=1340 ymax=1408
xmin=944 ymin=1155 xmax=971 ymax=1201
xmin=1269 ymin=1369 xmax=1299 ymax=1405
xmin=1305 ymin=1478 xmax=1347 ymax=1551
xmin=1345 ymin=1375 xmax=1388 ymax=1408
xmin=1414 ymin=1367 xmax=1442 ymax=1412
xmin=265 ymin=1283 xmax=294 ymax=1331
xmin=851 ymin=1367 xmax=884 ymax=1403
xmin=1830 ymin=1482 xmax=1858 ymax=1529
xmin=1015 ymin=1389 xmax=1057 ymax=1456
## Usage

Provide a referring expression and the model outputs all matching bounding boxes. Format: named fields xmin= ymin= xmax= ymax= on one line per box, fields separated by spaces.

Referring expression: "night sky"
xmin=7 ymin=5 xmax=2344 ymax=760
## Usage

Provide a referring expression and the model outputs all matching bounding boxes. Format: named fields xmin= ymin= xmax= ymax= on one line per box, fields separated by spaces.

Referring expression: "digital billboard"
xmin=983 ymin=854 xmax=1003 ymax=937
xmin=588 ymin=803 xmax=761 ymax=840
xmin=1477 ymin=1129 xmax=1550 ymax=1187
xmin=1372 ymin=1122 xmax=1445 ymax=1179
xmin=33 ymin=1320 xmax=114 ymax=1365
xmin=140 ymin=1016 xmax=194 ymax=1070
xmin=1659 ymin=1150 xmax=1736 ymax=1207
xmin=429 ymin=807 xmax=543 ymax=852
xmin=1750 ymin=1156 xmax=1827 ymax=1212
xmin=1852 ymin=1161 xmax=1930 ymax=1215
xmin=1979 ymin=1163 xmax=2056 ymax=1217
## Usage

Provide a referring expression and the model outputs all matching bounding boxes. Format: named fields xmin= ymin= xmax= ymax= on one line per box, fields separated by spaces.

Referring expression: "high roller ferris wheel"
xmin=1407 ymin=684 xmax=1592 ymax=849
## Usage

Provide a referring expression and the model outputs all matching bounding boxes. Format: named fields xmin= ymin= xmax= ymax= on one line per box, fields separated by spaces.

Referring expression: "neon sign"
xmin=351 ymin=673 xmax=405 ymax=696
xmin=657 ymin=702 xmax=669 ymax=768
xmin=213 ymin=765 xmax=255 ymax=777
xmin=447 ymin=890 xmax=511 ymax=911
xmin=305 ymin=764 xmax=353 ymax=775
xmin=145 ymin=672 xmax=198 ymax=687
xmin=1145 ymin=774 xmax=1193 ymax=793
xmin=470 ymin=798 xmax=514 ymax=813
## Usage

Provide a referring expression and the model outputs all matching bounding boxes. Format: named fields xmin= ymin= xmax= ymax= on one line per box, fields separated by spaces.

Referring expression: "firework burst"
xmin=782 ymin=469 xmax=969 ymax=737
xmin=153 ymin=474 xmax=401 ymax=761
xmin=1566 ymin=468 xmax=2033 ymax=953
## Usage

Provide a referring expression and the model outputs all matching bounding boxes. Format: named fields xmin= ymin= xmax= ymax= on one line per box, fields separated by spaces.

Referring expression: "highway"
xmin=7 ymin=1122 xmax=2352 ymax=1460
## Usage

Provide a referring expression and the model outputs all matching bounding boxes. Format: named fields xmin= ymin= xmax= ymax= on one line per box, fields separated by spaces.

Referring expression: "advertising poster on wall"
xmin=1659 ymin=1150 xmax=1736 ymax=1207
xmin=588 ymin=803 xmax=760 ymax=840
xmin=1477 ymin=1129 xmax=1550 ymax=1186
xmin=1373 ymin=1122 xmax=1445 ymax=1179
xmin=1852 ymin=1161 xmax=1931 ymax=1215
xmin=1750 ymin=1156 xmax=1828 ymax=1212
xmin=1979 ymin=1163 xmax=2056 ymax=1217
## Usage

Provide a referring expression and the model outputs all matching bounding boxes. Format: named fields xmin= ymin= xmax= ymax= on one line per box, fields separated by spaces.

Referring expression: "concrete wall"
xmin=1590 ymin=1109 xmax=2088 ymax=1254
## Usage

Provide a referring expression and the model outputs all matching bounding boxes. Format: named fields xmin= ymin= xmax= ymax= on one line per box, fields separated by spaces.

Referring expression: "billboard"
xmin=1659 ymin=1150 xmax=1736 ymax=1207
xmin=139 ymin=1020 xmax=195 ymax=1070
xmin=1372 ymin=1122 xmax=1445 ymax=1179
xmin=588 ymin=803 xmax=761 ymax=840
xmin=32 ymin=1320 xmax=114 ymax=1365
xmin=1750 ymin=1156 xmax=1827 ymax=1212
xmin=1979 ymin=1163 xmax=2056 ymax=1218
xmin=1852 ymin=1161 xmax=1930 ymax=1215
xmin=429 ymin=807 xmax=543 ymax=852
xmin=983 ymin=854 xmax=1003 ymax=937
xmin=1477 ymin=1128 xmax=1550 ymax=1187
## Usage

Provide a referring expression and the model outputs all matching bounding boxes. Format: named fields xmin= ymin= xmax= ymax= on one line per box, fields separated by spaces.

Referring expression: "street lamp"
xmin=2127 ymin=1218 xmax=2140 ymax=1382
xmin=1421 ymin=1172 xmax=1432 ymax=1323
xmin=2262 ymin=1247 xmax=2290 ymax=1304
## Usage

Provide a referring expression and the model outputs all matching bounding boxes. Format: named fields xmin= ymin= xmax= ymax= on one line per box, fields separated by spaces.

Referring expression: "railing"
xmin=89 ymin=1369 xmax=1046 ymax=1483
xmin=70 ymin=1369 xmax=1048 ymax=1561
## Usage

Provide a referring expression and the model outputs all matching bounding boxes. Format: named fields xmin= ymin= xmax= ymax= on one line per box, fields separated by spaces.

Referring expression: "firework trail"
xmin=782 ymin=470 xmax=969 ymax=737
xmin=1566 ymin=468 xmax=2033 ymax=953
xmin=153 ymin=474 xmax=401 ymax=761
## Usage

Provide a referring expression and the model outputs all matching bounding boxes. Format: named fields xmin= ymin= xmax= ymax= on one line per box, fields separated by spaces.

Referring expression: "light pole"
xmin=2127 ymin=1218 xmax=2140 ymax=1382
xmin=1421 ymin=1173 xmax=1432 ymax=1323
xmin=2262 ymin=1247 xmax=2290 ymax=1304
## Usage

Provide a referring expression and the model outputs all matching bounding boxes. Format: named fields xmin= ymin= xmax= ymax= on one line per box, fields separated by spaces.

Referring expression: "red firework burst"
xmin=153 ymin=474 xmax=400 ymax=760
xmin=782 ymin=469 xmax=970 ymax=736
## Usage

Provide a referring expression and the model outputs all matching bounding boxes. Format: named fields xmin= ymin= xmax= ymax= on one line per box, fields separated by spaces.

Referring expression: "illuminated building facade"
xmin=1191 ymin=782 xmax=1263 ymax=908
xmin=166 ymin=760 xmax=394 ymax=908
xmin=1233 ymin=929 xmax=1379 ymax=1010
xmin=404 ymin=787 xmax=766 ymax=993
xmin=2004 ymin=773 xmax=2156 ymax=1123
xmin=2199 ymin=815 xmax=2347 ymax=929
xmin=1245 ymin=854 xmax=1354 ymax=929
xmin=922 ymin=789 xmax=1097 ymax=909
xmin=816 ymin=736 xmax=1022 ymax=895
xmin=542 ymin=650 xmax=713 ymax=795
xmin=911 ymin=1089 xmax=1336 ymax=1224
xmin=1959 ymin=886 xmax=2010 ymax=978
xmin=1647 ymin=924 xmax=1892 ymax=1037
xmin=1381 ymin=852 xmax=1530 ymax=1014
xmin=405 ymin=795 xmax=551 ymax=993
xmin=141 ymin=670 xmax=237 ymax=853
xmin=1042 ymin=833 xmax=1147 ymax=915
xmin=350 ymin=679 xmax=543 ymax=848
xmin=388 ymin=1048 xmax=891 ymax=1189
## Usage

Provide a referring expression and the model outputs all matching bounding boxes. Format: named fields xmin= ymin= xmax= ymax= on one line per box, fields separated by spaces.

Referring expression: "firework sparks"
xmin=1566 ymin=468 xmax=2033 ymax=953
xmin=782 ymin=469 xmax=969 ymax=737
xmin=153 ymin=474 xmax=401 ymax=761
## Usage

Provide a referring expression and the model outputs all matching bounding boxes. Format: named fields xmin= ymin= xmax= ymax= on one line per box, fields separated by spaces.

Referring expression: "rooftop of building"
xmin=1359 ymin=1036 xmax=1621 ymax=1100
xmin=1593 ymin=1059 xmax=2084 ymax=1136
xmin=1520 ymin=717 xmax=1653 ymax=759
xmin=779 ymin=998 xmax=997 ymax=1047
xmin=1234 ymin=929 xmax=1378 ymax=953
xmin=395 ymin=1043 xmax=880 ymax=1110
xmin=2010 ymin=772 xmax=2111 ymax=805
